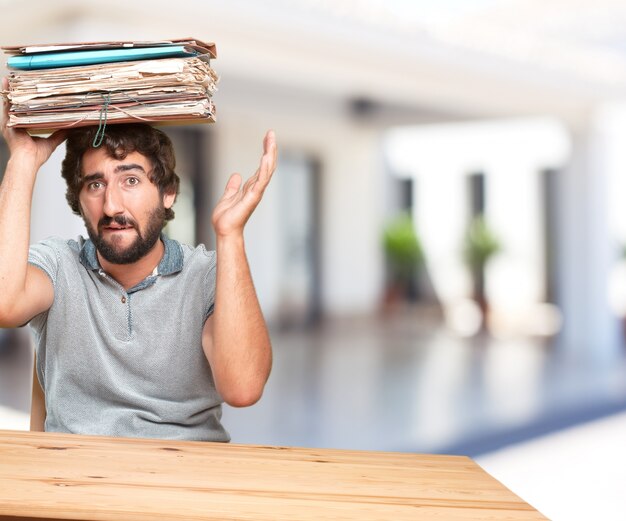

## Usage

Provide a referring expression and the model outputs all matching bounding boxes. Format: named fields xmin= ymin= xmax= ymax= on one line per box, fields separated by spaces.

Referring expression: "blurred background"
xmin=2 ymin=0 xmax=626 ymax=518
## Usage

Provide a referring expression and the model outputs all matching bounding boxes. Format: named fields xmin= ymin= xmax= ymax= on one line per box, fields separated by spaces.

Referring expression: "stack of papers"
xmin=1 ymin=38 xmax=218 ymax=131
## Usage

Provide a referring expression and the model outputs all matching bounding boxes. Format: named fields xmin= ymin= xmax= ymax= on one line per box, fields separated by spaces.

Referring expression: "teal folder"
xmin=7 ymin=45 xmax=198 ymax=70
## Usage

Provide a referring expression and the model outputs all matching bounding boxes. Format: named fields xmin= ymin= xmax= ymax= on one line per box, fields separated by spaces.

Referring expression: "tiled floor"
xmin=221 ymin=309 xmax=626 ymax=455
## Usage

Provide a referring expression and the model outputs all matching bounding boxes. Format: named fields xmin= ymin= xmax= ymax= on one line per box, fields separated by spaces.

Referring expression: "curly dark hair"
xmin=61 ymin=124 xmax=180 ymax=222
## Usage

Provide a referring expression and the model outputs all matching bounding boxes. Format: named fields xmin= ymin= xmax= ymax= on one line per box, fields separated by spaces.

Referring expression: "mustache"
xmin=98 ymin=215 xmax=137 ymax=228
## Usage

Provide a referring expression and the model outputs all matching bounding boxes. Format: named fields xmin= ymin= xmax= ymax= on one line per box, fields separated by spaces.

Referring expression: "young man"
xmin=0 ymin=87 xmax=276 ymax=441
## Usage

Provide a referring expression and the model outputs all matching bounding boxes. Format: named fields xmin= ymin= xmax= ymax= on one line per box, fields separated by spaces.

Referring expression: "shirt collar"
xmin=78 ymin=233 xmax=184 ymax=276
xmin=157 ymin=234 xmax=184 ymax=275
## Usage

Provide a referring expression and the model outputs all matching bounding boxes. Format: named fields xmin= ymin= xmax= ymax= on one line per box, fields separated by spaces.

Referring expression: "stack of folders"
xmin=1 ymin=38 xmax=218 ymax=132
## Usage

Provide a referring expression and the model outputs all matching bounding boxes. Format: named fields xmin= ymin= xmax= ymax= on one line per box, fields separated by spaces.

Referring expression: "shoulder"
xmin=31 ymin=236 xmax=80 ymax=250
xmin=161 ymin=237 xmax=215 ymax=275
xmin=29 ymin=236 xmax=82 ymax=262
xmin=159 ymin=236 xmax=215 ymax=275
xmin=176 ymin=242 xmax=216 ymax=287
xmin=180 ymin=242 xmax=216 ymax=267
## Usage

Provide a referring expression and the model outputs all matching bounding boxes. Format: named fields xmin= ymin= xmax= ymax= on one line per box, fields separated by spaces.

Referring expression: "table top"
xmin=0 ymin=429 xmax=546 ymax=521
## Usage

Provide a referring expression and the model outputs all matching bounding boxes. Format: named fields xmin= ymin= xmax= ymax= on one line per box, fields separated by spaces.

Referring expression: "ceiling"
xmin=294 ymin=0 xmax=626 ymax=88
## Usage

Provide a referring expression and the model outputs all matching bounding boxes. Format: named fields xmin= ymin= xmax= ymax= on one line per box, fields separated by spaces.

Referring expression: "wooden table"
xmin=0 ymin=430 xmax=546 ymax=520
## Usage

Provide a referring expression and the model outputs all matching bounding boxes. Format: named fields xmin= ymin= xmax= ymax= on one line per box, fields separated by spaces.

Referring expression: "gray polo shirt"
xmin=28 ymin=235 xmax=230 ymax=442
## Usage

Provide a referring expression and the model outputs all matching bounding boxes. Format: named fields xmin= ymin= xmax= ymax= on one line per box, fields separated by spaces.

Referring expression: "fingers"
xmin=1 ymin=79 xmax=9 ymax=131
xmin=232 ymin=130 xmax=277 ymax=198
xmin=47 ymin=129 xmax=69 ymax=149
xmin=251 ymin=130 xmax=277 ymax=194
xmin=31 ymin=129 xmax=68 ymax=157
xmin=263 ymin=130 xmax=277 ymax=170
xmin=0 ymin=101 xmax=7 ymax=132
xmin=222 ymin=173 xmax=242 ymax=198
xmin=268 ymin=129 xmax=278 ymax=163
xmin=220 ymin=130 xmax=277 ymax=204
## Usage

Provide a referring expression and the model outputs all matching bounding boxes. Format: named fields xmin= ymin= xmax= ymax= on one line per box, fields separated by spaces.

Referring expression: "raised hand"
xmin=211 ymin=130 xmax=277 ymax=238
xmin=1 ymin=77 xmax=67 ymax=169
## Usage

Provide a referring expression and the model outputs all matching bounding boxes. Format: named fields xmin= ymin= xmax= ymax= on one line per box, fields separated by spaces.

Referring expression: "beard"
xmin=85 ymin=205 xmax=166 ymax=265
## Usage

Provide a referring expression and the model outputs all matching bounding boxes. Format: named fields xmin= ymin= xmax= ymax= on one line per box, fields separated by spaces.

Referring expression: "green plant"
xmin=463 ymin=215 xmax=501 ymax=271
xmin=383 ymin=213 xmax=423 ymax=284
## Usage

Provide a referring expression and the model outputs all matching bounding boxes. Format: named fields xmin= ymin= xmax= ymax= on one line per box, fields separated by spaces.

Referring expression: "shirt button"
xmin=121 ymin=296 xmax=127 ymax=304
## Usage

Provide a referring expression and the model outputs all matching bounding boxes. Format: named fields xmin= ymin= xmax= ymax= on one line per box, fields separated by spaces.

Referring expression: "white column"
xmin=556 ymin=116 xmax=621 ymax=363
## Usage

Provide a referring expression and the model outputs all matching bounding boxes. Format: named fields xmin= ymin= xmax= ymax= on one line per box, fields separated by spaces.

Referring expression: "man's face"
xmin=78 ymin=147 xmax=175 ymax=265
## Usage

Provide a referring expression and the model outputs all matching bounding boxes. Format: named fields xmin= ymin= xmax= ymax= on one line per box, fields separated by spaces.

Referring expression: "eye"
xmin=126 ymin=177 xmax=140 ymax=186
xmin=87 ymin=181 xmax=104 ymax=191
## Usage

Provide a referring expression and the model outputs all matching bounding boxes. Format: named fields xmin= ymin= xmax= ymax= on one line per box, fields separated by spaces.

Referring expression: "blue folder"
xmin=7 ymin=45 xmax=199 ymax=70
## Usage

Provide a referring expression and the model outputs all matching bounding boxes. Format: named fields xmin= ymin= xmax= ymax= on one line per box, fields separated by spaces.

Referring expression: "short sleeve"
xmin=28 ymin=238 xmax=63 ymax=287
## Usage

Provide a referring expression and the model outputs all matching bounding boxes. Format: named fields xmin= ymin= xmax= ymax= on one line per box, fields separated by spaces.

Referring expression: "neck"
xmin=98 ymin=238 xmax=164 ymax=290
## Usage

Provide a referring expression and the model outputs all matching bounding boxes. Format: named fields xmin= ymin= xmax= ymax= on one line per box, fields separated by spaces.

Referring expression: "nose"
xmin=103 ymin=184 xmax=124 ymax=216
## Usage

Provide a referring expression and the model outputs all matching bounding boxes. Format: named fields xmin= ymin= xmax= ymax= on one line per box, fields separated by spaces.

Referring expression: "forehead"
xmin=81 ymin=148 xmax=152 ymax=176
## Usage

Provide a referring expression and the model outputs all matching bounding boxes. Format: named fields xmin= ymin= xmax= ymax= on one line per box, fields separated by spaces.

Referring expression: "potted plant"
xmin=382 ymin=213 xmax=424 ymax=307
xmin=463 ymin=215 xmax=501 ymax=316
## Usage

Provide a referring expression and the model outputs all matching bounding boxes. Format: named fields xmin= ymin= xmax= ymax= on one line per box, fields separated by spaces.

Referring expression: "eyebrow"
xmin=82 ymin=163 xmax=147 ymax=183
xmin=115 ymin=163 xmax=147 ymax=174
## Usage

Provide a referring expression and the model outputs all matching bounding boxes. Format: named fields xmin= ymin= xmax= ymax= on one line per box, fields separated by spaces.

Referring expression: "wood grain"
xmin=0 ymin=430 xmax=546 ymax=520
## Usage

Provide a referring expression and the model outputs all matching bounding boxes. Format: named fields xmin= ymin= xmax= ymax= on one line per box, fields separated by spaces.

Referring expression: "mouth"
xmin=102 ymin=224 xmax=135 ymax=233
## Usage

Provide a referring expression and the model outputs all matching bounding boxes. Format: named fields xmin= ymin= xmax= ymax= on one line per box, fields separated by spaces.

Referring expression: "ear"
xmin=163 ymin=191 xmax=176 ymax=209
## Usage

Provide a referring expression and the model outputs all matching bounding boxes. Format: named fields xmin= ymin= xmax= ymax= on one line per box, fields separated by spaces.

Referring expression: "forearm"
xmin=0 ymin=154 xmax=38 ymax=314
xmin=209 ymin=234 xmax=272 ymax=406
